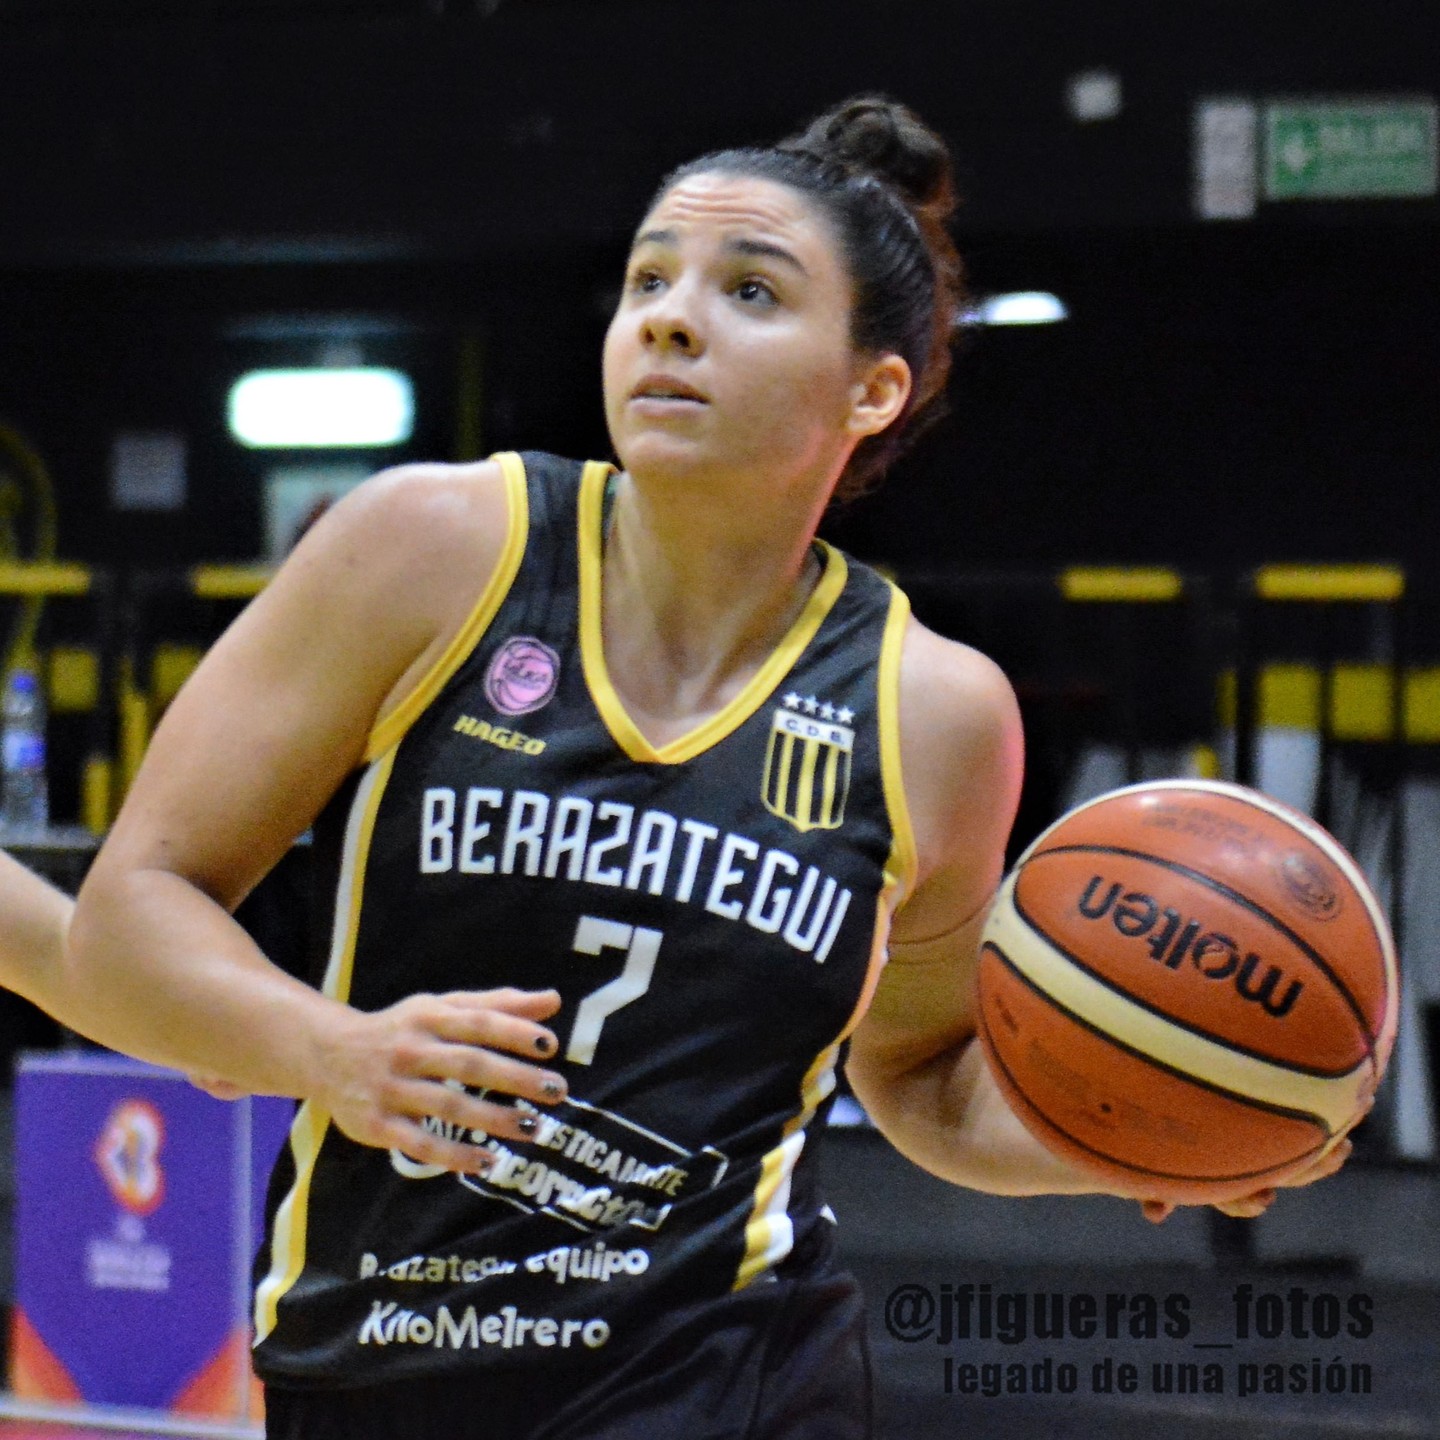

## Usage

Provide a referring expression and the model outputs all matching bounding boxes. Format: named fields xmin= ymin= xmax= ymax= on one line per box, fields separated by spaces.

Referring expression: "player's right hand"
xmin=1140 ymin=1135 xmax=1356 ymax=1224
xmin=311 ymin=986 xmax=569 ymax=1173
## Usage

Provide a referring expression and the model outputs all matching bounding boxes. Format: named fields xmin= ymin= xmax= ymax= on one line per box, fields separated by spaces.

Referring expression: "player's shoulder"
xmin=326 ymin=450 xmax=593 ymax=558
xmin=896 ymin=614 xmax=1020 ymax=756
xmin=290 ymin=459 xmax=510 ymax=585
xmin=894 ymin=614 xmax=1024 ymax=889
xmin=332 ymin=457 xmax=510 ymax=544
xmin=257 ymin=459 xmax=517 ymax=659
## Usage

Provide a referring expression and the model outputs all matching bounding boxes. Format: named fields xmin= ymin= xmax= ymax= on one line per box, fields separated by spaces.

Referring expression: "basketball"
xmin=978 ymin=779 xmax=1399 ymax=1203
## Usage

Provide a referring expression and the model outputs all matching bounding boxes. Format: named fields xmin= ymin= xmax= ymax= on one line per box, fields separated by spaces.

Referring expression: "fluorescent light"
xmin=960 ymin=292 xmax=1070 ymax=328
xmin=1066 ymin=70 xmax=1123 ymax=123
xmin=228 ymin=368 xmax=414 ymax=448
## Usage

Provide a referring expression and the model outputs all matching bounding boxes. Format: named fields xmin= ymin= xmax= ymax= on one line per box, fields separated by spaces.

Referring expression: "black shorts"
xmin=264 ymin=1267 xmax=872 ymax=1440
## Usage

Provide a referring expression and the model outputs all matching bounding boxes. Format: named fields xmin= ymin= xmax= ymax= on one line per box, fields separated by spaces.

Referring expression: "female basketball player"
xmin=67 ymin=97 xmax=1350 ymax=1436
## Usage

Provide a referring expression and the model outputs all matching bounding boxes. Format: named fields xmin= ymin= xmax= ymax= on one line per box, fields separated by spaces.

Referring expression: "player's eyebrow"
xmin=630 ymin=230 xmax=809 ymax=276
xmin=725 ymin=237 xmax=808 ymax=275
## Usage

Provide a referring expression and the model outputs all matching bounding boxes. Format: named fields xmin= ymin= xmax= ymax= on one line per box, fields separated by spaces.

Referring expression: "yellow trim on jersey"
xmin=877 ymin=584 xmax=918 ymax=906
xmin=577 ymin=461 xmax=849 ymax=765
xmin=253 ymin=1099 xmax=327 ymax=1346
xmin=363 ymin=452 xmax=530 ymax=763
xmin=254 ymin=748 xmax=396 ymax=1344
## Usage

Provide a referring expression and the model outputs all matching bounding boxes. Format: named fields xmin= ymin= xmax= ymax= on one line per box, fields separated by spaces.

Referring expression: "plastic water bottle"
xmin=1 ymin=668 xmax=49 ymax=833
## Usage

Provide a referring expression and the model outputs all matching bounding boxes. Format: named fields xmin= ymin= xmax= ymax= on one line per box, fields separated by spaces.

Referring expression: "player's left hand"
xmin=1140 ymin=1135 xmax=1355 ymax=1225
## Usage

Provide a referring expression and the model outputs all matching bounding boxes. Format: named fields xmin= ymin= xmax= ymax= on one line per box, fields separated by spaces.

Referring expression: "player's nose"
xmin=639 ymin=282 xmax=705 ymax=356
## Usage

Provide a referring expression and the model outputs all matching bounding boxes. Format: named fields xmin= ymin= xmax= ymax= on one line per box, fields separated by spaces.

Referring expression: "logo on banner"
xmin=94 ymin=1099 xmax=166 ymax=1216
xmin=762 ymin=694 xmax=855 ymax=833
xmin=484 ymin=637 xmax=561 ymax=717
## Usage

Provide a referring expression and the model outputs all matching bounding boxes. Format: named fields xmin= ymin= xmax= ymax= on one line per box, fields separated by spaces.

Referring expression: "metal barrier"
xmin=1232 ymin=565 xmax=1432 ymax=1163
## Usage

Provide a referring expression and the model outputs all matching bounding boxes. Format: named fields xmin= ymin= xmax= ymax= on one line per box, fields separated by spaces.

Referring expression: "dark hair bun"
xmin=789 ymin=94 xmax=956 ymax=219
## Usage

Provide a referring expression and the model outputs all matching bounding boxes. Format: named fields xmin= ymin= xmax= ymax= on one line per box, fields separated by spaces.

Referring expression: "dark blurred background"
xmin=0 ymin=0 xmax=1434 ymax=574
xmin=0 ymin=3 xmax=1437 ymax=1436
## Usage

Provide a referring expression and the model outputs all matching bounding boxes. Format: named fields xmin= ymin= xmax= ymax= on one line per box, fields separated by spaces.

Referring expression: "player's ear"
xmin=846 ymin=353 xmax=911 ymax=440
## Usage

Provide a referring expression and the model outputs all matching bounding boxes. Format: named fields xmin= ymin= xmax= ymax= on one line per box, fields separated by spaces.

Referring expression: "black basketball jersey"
xmin=253 ymin=451 xmax=918 ymax=1387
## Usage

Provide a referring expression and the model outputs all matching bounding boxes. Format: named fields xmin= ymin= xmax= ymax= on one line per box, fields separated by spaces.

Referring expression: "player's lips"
xmin=629 ymin=375 xmax=709 ymax=406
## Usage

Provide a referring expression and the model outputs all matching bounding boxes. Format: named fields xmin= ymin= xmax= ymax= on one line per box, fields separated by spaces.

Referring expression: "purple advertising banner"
xmin=10 ymin=1052 xmax=292 ymax=1420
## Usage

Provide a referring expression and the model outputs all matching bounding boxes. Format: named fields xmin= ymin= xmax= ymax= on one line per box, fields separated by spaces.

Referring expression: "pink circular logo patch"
xmin=484 ymin=636 xmax=561 ymax=717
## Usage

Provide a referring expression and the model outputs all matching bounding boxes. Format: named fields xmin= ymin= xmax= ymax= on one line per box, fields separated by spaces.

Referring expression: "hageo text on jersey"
xmin=419 ymin=786 xmax=852 ymax=963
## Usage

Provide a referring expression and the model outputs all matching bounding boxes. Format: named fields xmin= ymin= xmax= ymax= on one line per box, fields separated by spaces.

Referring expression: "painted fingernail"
xmin=542 ymin=1079 xmax=564 ymax=1100
xmin=518 ymin=1115 xmax=538 ymax=1136
xmin=534 ymin=1034 xmax=554 ymax=1055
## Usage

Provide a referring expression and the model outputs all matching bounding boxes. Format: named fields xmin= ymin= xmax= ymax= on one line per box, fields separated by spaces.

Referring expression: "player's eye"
xmin=629 ymin=268 xmax=665 ymax=294
xmin=734 ymin=278 xmax=777 ymax=306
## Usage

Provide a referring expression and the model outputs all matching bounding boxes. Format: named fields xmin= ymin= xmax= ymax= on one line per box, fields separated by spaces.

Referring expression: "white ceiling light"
xmin=961 ymin=292 xmax=1070 ymax=328
xmin=1066 ymin=70 xmax=1123 ymax=123
xmin=228 ymin=368 xmax=414 ymax=448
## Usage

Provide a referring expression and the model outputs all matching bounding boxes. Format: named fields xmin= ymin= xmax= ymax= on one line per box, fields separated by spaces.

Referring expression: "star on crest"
xmin=801 ymin=696 xmax=820 ymax=715
xmin=837 ymin=706 xmax=855 ymax=725
xmin=783 ymin=692 xmax=803 ymax=709
xmin=820 ymin=703 xmax=836 ymax=721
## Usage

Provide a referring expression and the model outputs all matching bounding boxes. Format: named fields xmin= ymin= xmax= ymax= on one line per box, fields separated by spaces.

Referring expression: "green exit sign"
xmin=1265 ymin=99 xmax=1437 ymax=199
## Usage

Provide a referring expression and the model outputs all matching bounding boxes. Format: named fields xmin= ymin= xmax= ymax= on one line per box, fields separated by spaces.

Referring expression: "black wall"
xmin=0 ymin=2 xmax=1435 ymax=584
xmin=1 ymin=0 xmax=1436 ymax=258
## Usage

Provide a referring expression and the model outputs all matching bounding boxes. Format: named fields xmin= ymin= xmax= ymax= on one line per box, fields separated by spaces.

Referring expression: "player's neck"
xmin=600 ymin=471 xmax=825 ymax=728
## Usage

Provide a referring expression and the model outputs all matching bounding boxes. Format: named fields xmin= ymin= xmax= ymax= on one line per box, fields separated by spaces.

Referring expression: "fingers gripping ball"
xmin=978 ymin=780 xmax=1398 ymax=1203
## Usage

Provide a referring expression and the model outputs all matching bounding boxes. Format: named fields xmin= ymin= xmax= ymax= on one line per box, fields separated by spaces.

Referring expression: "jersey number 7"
xmin=565 ymin=916 xmax=663 ymax=1065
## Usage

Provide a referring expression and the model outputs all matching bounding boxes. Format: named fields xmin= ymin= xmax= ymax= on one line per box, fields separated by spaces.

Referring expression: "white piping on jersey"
xmin=733 ymin=1048 xmax=839 ymax=1289
xmin=742 ymin=1130 xmax=806 ymax=1278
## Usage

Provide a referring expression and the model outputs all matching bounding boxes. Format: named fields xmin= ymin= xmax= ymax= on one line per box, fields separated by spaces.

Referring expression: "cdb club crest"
xmin=762 ymin=695 xmax=854 ymax=833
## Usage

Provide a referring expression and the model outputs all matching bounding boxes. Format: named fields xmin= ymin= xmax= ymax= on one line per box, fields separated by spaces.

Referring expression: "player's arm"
xmin=846 ymin=621 xmax=1348 ymax=1217
xmin=845 ymin=619 xmax=1098 ymax=1195
xmin=67 ymin=462 xmax=566 ymax=1171
xmin=0 ymin=843 xmax=248 ymax=1102
xmin=0 ymin=848 xmax=73 ymax=1016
